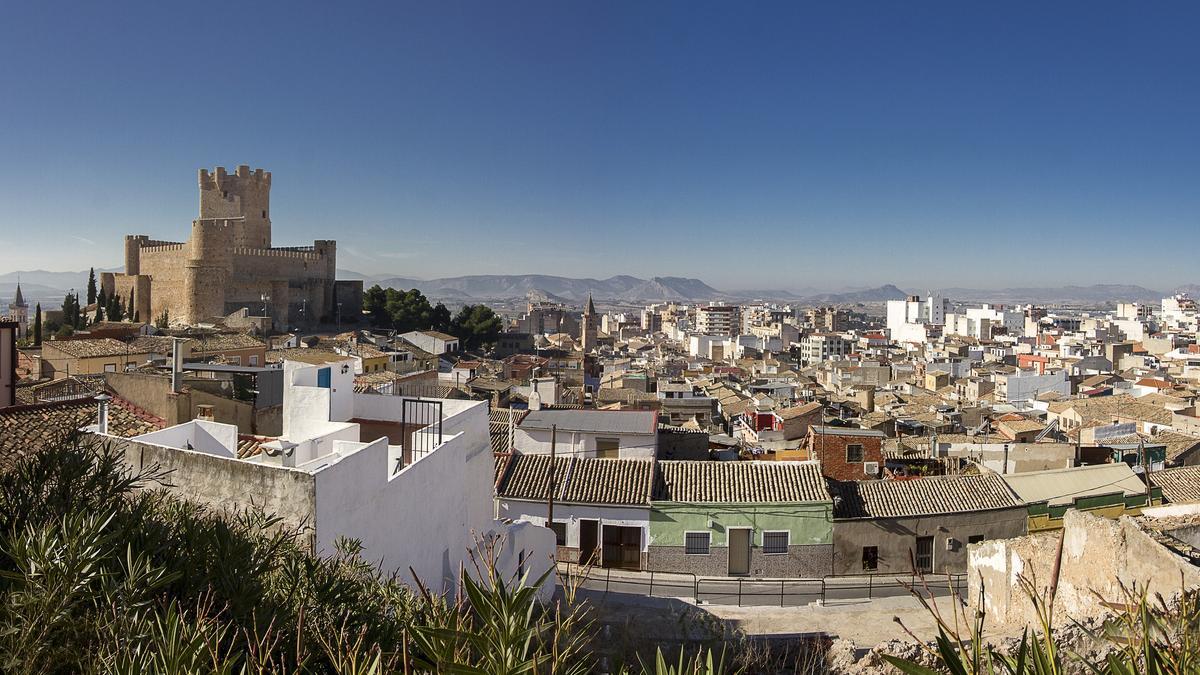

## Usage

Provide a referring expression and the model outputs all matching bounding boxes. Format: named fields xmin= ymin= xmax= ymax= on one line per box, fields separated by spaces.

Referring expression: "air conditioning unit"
xmin=863 ymin=461 xmax=880 ymax=475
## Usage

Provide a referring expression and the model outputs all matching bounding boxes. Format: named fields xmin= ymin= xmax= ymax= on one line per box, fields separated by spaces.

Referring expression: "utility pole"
xmin=547 ymin=424 xmax=557 ymax=528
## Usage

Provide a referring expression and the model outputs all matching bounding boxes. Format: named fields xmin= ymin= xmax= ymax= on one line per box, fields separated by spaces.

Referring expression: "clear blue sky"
xmin=1 ymin=1 xmax=1197 ymax=291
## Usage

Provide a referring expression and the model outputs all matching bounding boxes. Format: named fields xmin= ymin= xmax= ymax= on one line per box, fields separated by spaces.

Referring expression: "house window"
xmin=846 ymin=443 xmax=864 ymax=463
xmin=915 ymin=536 xmax=934 ymax=573
xmin=249 ymin=355 xmax=259 ymax=366
xmin=762 ymin=531 xmax=789 ymax=554
xmin=684 ymin=532 xmax=710 ymax=555
xmin=595 ymin=437 xmax=620 ymax=459
xmin=862 ymin=546 xmax=878 ymax=571
xmin=103 ymin=363 xmax=117 ymax=372
xmin=548 ymin=521 xmax=567 ymax=546
xmin=228 ymin=356 xmax=241 ymax=365
xmin=968 ymin=535 xmax=984 ymax=545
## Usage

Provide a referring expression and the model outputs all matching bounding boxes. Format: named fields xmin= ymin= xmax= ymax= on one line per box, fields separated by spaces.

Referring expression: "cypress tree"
xmin=33 ymin=303 xmax=41 ymax=345
xmin=86 ymin=268 xmax=97 ymax=306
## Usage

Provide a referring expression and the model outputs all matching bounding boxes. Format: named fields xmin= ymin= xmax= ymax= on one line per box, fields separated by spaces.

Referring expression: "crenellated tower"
xmin=198 ymin=165 xmax=273 ymax=248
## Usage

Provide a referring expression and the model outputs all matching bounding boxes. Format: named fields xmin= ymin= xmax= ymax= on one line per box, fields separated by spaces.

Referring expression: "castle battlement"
xmin=231 ymin=246 xmax=326 ymax=261
xmin=140 ymin=243 xmax=186 ymax=254
xmin=198 ymin=165 xmax=272 ymax=188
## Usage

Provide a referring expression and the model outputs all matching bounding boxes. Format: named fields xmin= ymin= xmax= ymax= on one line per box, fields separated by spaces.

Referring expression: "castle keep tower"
xmin=198 ymin=165 xmax=272 ymax=248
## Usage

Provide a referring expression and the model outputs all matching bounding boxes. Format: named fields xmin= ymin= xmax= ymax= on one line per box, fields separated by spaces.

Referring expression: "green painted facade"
xmin=650 ymin=502 xmax=833 ymax=547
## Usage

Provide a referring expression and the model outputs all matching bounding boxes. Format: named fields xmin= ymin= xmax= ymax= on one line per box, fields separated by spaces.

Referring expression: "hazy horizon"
xmin=2 ymin=2 xmax=1198 ymax=289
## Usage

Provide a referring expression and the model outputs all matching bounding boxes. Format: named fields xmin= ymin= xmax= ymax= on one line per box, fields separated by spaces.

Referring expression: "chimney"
xmin=171 ymin=338 xmax=184 ymax=393
xmin=95 ymin=394 xmax=111 ymax=435
xmin=0 ymin=321 xmax=15 ymax=408
xmin=262 ymin=439 xmax=298 ymax=468
xmin=196 ymin=404 xmax=215 ymax=421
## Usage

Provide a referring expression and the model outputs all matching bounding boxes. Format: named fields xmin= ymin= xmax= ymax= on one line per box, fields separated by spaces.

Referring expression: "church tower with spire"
xmin=580 ymin=294 xmax=598 ymax=353
xmin=7 ymin=280 xmax=28 ymax=339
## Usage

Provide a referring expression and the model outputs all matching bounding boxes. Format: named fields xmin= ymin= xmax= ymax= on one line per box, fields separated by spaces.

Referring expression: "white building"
xmin=514 ymin=409 xmax=658 ymax=459
xmin=495 ymin=454 xmax=654 ymax=570
xmin=1161 ymin=295 xmax=1198 ymax=330
xmin=797 ymin=333 xmax=850 ymax=367
xmin=399 ymin=330 xmax=460 ymax=356
xmin=886 ymin=294 xmax=948 ymax=344
xmin=106 ymin=355 xmax=553 ymax=596
xmin=688 ymin=334 xmax=737 ymax=360
xmin=994 ymin=368 xmax=1071 ymax=404
xmin=945 ymin=305 xmax=1025 ymax=339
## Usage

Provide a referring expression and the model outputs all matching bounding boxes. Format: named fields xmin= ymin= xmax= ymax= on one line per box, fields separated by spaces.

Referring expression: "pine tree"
xmin=33 ymin=303 xmax=41 ymax=345
xmin=86 ymin=268 xmax=97 ymax=306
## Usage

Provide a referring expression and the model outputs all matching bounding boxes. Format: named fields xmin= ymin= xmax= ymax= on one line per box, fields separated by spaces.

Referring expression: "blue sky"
xmin=1 ymin=1 xmax=1197 ymax=291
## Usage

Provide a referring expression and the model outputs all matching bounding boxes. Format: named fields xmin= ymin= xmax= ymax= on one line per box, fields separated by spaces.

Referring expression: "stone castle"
xmin=103 ymin=165 xmax=354 ymax=327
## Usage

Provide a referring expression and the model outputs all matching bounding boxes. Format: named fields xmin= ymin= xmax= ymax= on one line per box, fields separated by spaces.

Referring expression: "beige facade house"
xmin=102 ymin=166 xmax=356 ymax=328
xmin=40 ymin=339 xmax=155 ymax=377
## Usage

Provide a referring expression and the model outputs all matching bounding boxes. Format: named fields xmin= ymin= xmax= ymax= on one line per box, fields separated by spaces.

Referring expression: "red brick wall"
xmin=809 ymin=433 xmax=883 ymax=481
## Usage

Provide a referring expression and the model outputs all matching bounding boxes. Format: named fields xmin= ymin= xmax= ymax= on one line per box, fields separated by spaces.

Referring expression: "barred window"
xmin=846 ymin=443 xmax=864 ymax=463
xmin=762 ymin=531 xmax=789 ymax=554
xmin=548 ymin=522 xmax=567 ymax=546
xmin=684 ymin=532 xmax=710 ymax=555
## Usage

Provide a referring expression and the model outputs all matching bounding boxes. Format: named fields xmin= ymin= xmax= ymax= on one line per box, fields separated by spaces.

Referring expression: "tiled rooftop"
xmin=44 ymin=338 xmax=149 ymax=358
xmin=831 ymin=474 xmax=1022 ymax=519
xmin=654 ymin=460 xmax=830 ymax=503
xmin=495 ymin=454 xmax=655 ymax=506
xmin=1151 ymin=466 xmax=1200 ymax=505
xmin=0 ymin=396 xmax=165 ymax=471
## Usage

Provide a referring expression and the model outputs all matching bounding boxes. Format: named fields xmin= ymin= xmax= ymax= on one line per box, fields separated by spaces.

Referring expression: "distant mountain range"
xmin=3 ymin=267 xmax=1197 ymax=309
xmin=360 ymin=274 xmax=725 ymax=303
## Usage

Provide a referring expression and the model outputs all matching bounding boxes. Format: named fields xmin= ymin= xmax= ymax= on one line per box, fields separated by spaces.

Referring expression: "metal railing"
xmin=560 ymin=562 xmax=967 ymax=608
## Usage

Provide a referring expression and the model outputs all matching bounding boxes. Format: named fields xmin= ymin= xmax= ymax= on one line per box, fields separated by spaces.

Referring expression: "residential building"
xmin=797 ymin=333 xmax=850 ymax=367
xmin=105 ymin=355 xmax=553 ymax=595
xmin=886 ymin=295 xmax=949 ymax=344
xmin=495 ymin=454 xmax=654 ymax=569
xmin=41 ymin=339 xmax=156 ymax=377
xmin=994 ymin=368 xmax=1070 ymax=404
xmin=999 ymin=463 xmax=1158 ymax=532
xmin=696 ymin=305 xmax=740 ymax=337
xmin=808 ymin=426 xmax=885 ymax=480
xmin=514 ymin=409 xmax=658 ymax=459
xmin=830 ymin=474 xmax=1027 ymax=575
xmin=398 ymin=330 xmax=460 ymax=356
xmin=648 ymin=461 xmax=833 ymax=577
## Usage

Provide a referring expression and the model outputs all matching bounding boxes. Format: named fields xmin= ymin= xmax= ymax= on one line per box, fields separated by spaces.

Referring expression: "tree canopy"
xmin=362 ymin=285 xmax=505 ymax=350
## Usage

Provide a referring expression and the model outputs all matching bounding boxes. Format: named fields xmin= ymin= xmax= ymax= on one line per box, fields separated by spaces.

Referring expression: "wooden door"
xmin=728 ymin=528 xmax=751 ymax=575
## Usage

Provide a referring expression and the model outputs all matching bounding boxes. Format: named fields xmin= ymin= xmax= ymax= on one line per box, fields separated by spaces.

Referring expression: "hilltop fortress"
xmin=103 ymin=165 xmax=358 ymax=327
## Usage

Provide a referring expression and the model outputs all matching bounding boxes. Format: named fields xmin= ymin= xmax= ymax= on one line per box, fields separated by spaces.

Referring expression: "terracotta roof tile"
xmin=1151 ymin=466 xmax=1200 ymax=505
xmin=831 ymin=474 xmax=1021 ymax=519
xmin=495 ymin=454 xmax=654 ymax=506
xmin=654 ymin=460 xmax=830 ymax=503
xmin=0 ymin=396 xmax=165 ymax=471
